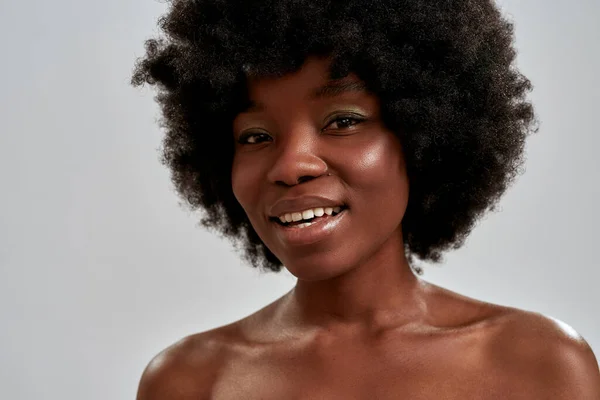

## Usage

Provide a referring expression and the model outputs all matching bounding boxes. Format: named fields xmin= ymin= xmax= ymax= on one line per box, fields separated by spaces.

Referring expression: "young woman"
xmin=131 ymin=0 xmax=600 ymax=398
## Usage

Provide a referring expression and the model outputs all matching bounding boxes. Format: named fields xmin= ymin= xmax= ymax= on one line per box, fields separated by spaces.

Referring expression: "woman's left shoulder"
xmin=491 ymin=307 xmax=590 ymax=345
xmin=486 ymin=307 xmax=600 ymax=398
xmin=489 ymin=307 xmax=595 ymax=357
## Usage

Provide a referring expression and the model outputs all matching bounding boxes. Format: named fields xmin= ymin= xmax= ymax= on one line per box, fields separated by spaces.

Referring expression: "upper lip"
xmin=268 ymin=195 xmax=346 ymax=218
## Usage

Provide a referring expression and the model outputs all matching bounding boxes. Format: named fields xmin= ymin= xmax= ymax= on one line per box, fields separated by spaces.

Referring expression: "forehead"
xmin=243 ymin=77 xmax=369 ymax=114
xmin=241 ymin=57 xmax=368 ymax=111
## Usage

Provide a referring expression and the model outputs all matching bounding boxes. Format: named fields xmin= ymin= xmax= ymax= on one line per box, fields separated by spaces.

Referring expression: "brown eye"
xmin=237 ymin=132 xmax=272 ymax=144
xmin=324 ymin=115 xmax=365 ymax=131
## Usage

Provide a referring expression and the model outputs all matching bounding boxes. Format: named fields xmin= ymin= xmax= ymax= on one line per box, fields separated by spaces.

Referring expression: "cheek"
xmin=352 ymin=138 xmax=407 ymax=187
xmin=347 ymin=136 xmax=409 ymax=213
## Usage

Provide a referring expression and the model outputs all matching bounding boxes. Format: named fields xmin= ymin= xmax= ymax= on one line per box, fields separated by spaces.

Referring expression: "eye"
xmin=237 ymin=132 xmax=272 ymax=145
xmin=323 ymin=114 xmax=366 ymax=132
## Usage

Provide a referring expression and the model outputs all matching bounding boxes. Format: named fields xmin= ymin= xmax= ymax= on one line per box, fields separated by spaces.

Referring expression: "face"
xmin=231 ymin=56 xmax=409 ymax=280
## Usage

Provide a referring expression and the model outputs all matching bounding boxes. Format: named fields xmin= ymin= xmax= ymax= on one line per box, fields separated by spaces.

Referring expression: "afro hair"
xmin=131 ymin=0 xmax=537 ymax=274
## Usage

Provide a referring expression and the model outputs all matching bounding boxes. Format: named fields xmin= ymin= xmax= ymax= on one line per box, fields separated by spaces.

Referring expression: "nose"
xmin=266 ymin=129 xmax=329 ymax=186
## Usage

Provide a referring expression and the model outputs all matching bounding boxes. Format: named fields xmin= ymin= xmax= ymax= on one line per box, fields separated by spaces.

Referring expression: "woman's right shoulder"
xmin=135 ymin=328 xmax=234 ymax=400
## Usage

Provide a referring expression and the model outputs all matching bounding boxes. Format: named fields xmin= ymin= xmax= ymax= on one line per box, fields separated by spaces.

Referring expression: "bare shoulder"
xmin=135 ymin=326 xmax=237 ymax=400
xmin=488 ymin=308 xmax=600 ymax=398
xmin=425 ymin=283 xmax=600 ymax=397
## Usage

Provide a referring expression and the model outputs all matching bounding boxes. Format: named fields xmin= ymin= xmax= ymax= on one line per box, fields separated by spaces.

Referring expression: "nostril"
xmin=297 ymin=176 xmax=315 ymax=184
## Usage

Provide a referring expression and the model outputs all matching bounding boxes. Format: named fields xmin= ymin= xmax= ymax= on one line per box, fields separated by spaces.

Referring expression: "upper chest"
xmin=209 ymin=326 xmax=524 ymax=400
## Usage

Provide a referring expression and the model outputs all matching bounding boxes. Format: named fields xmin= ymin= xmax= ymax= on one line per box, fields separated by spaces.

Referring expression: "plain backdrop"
xmin=0 ymin=0 xmax=598 ymax=399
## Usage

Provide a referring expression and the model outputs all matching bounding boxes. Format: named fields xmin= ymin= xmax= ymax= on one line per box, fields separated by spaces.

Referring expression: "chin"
xmin=280 ymin=253 xmax=357 ymax=282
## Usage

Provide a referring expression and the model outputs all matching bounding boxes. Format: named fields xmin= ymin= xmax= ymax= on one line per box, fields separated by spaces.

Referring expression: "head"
xmin=131 ymin=0 xmax=537 ymax=275
xmin=231 ymin=56 xmax=410 ymax=280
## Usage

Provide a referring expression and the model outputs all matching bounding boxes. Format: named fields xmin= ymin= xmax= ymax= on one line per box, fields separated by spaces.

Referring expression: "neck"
xmin=282 ymin=232 xmax=428 ymax=334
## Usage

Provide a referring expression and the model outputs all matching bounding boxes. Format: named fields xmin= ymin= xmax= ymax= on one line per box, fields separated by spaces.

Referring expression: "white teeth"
xmin=302 ymin=209 xmax=315 ymax=219
xmin=291 ymin=212 xmax=302 ymax=222
xmin=277 ymin=205 xmax=344 ymax=223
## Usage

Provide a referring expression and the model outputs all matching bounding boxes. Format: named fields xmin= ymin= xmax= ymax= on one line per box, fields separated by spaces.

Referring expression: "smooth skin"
xmin=137 ymin=57 xmax=600 ymax=399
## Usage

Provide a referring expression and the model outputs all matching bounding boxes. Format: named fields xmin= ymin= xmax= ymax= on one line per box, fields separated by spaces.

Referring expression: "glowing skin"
xmin=231 ymin=56 xmax=428 ymax=332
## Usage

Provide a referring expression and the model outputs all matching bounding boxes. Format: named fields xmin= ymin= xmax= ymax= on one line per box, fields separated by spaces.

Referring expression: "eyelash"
xmin=237 ymin=115 xmax=366 ymax=145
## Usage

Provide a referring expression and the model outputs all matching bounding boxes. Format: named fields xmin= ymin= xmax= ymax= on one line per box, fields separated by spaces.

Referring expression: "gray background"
xmin=0 ymin=0 xmax=598 ymax=398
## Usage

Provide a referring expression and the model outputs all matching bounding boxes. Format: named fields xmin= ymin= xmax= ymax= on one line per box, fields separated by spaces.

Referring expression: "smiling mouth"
xmin=269 ymin=206 xmax=348 ymax=228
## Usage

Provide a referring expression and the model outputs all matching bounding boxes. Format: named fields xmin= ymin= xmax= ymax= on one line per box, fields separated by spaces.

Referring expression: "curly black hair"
xmin=131 ymin=0 xmax=537 ymax=274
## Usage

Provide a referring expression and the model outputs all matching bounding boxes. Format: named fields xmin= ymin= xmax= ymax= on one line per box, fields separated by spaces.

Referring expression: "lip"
xmin=271 ymin=208 xmax=348 ymax=246
xmin=269 ymin=195 xmax=346 ymax=219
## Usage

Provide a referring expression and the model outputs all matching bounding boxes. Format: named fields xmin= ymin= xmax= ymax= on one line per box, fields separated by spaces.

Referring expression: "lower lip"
xmin=271 ymin=209 xmax=348 ymax=246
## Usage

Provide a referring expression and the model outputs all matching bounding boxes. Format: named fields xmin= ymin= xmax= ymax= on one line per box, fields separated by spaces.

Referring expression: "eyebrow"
xmin=243 ymin=79 xmax=368 ymax=113
xmin=311 ymin=80 xmax=368 ymax=98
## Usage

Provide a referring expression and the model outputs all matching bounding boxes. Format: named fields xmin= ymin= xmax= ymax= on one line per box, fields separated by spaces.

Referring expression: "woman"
xmin=131 ymin=0 xmax=600 ymax=398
